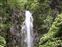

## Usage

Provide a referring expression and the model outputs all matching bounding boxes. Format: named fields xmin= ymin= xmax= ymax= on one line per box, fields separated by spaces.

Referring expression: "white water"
xmin=21 ymin=10 xmax=33 ymax=47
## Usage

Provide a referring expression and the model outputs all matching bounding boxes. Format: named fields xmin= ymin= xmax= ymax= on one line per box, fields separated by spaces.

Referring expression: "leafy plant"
xmin=0 ymin=36 xmax=6 ymax=47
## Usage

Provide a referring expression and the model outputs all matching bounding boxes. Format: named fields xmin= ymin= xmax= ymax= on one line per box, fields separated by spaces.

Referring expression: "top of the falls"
xmin=25 ymin=11 xmax=32 ymax=17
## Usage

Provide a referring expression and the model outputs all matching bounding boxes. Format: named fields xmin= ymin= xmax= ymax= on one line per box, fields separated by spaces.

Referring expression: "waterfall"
xmin=21 ymin=10 xmax=33 ymax=47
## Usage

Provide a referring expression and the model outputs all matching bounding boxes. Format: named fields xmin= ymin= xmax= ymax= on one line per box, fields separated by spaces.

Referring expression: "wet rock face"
xmin=9 ymin=25 xmax=21 ymax=47
xmin=7 ymin=7 xmax=24 ymax=47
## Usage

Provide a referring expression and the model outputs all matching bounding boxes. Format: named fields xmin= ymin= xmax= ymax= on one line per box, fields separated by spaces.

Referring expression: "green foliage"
xmin=39 ymin=14 xmax=62 ymax=47
xmin=42 ymin=15 xmax=53 ymax=31
xmin=0 ymin=0 xmax=62 ymax=47
xmin=0 ymin=36 xmax=6 ymax=47
xmin=39 ymin=38 xmax=62 ymax=47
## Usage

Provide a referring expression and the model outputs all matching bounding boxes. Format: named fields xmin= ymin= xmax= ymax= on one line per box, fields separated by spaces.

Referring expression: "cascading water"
xmin=21 ymin=10 xmax=33 ymax=47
